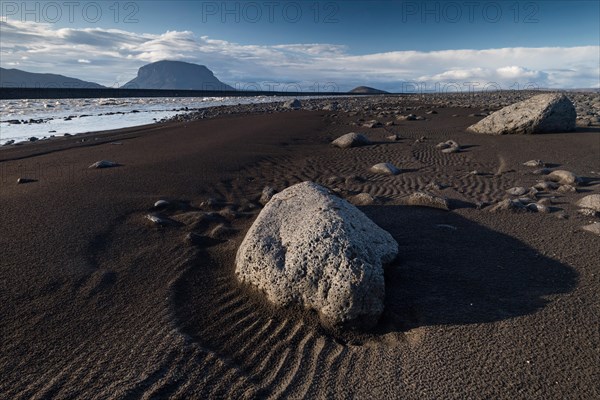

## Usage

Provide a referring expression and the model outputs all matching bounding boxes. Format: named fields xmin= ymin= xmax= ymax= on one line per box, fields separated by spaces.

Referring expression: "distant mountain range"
xmin=348 ymin=86 xmax=389 ymax=94
xmin=0 ymin=61 xmax=234 ymax=91
xmin=121 ymin=60 xmax=234 ymax=90
xmin=0 ymin=67 xmax=105 ymax=89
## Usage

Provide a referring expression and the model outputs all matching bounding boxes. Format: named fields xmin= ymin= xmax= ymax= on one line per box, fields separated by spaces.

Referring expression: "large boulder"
xmin=467 ymin=94 xmax=576 ymax=135
xmin=235 ymin=181 xmax=398 ymax=330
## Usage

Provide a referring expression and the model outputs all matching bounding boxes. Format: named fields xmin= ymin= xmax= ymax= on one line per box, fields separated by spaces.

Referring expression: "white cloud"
xmin=0 ymin=19 xmax=598 ymax=90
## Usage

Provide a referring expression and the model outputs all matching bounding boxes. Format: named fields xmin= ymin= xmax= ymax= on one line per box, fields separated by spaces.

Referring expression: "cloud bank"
xmin=1 ymin=19 xmax=598 ymax=91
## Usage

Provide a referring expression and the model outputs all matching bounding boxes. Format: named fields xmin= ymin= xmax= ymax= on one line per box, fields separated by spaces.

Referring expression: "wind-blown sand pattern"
xmin=1 ymin=95 xmax=599 ymax=399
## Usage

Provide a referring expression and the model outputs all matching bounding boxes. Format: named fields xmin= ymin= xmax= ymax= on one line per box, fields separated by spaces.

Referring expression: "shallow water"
xmin=0 ymin=96 xmax=313 ymax=145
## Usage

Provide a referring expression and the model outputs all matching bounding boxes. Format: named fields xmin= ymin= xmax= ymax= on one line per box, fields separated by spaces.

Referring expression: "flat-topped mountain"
xmin=349 ymin=86 xmax=389 ymax=94
xmin=0 ymin=67 xmax=105 ymax=89
xmin=122 ymin=60 xmax=234 ymax=91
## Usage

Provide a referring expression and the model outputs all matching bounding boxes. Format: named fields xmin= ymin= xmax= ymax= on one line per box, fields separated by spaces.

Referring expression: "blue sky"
xmin=1 ymin=1 xmax=599 ymax=90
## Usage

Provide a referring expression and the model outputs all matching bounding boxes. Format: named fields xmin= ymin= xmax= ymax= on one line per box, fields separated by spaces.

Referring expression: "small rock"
xmin=369 ymin=163 xmax=401 ymax=175
xmin=506 ymin=187 xmax=528 ymax=196
xmin=363 ymin=120 xmax=382 ymax=128
xmin=436 ymin=140 xmax=461 ymax=153
xmin=400 ymin=192 xmax=449 ymax=210
xmin=546 ymin=170 xmax=581 ymax=186
xmin=523 ymin=159 xmax=545 ymax=167
xmin=527 ymin=203 xmax=550 ymax=213
xmin=489 ymin=199 xmax=527 ymax=212
xmin=283 ymin=99 xmax=301 ymax=110
xmin=557 ymin=184 xmax=577 ymax=193
xmin=260 ymin=186 xmax=277 ymax=205
xmin=387 ymin=134 xmax=401 ymax=141
xmin=145 ymin=214 xmax=175 ymax=226
xmin=581 ymin=223 xmax=600 ymax=236
xmin=16 ymin=177 xmax=36 ymax=184
xmin=576 ymin=194 xmax=600 ymax=211
xmin=331 ymin=132 xmax=372 ymax=149
xmin=349 ymin=193 xmax=376 ymax=206
xmin=154 ymin=199 xmax=170 ymax=209
xmin=577 ymin=208 xmax=598 ymax=217
xmin=89 ymin=160 xmax=119 ymax=169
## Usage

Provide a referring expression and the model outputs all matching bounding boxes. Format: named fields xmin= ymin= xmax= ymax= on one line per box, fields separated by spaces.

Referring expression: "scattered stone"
xmin=546 ymin=170 xmax=581 ymax=186
xmin=349 ymin=192 xmax=376 ymax=206
xmin=154 ymin=199 xmax=170 ymax=209
xmin=577 ymin=208 xmax=598 ymax=217
xmin=556 ymin=211 xmax=569 ymax=219
xmin=145 ymin=214 xmax=175 ymax=226
xmin=88 ymin=160 xmax=119 ymax=169
xmin=283 ymin=98 xmax=301 ymax=110
xmin=506 ymin=186 xmax=528 ymax=196
xmin=28 ymin=136 xmax=39 ymax=142
xmin=363 ymin=120 xmax=383 ymax=128
xmin=527 ymin=203 xmax=550 ymax=213
xmin=576 ymin=194 xmax=600 ymax=212
xmin=2 ymin=140 xmax=15 ymax=146
xmin=260 ymin=186 xmax=277 ymax=205
xmin=581 ymin=223 xmax=600 ymax=236
xmin=436 ymin=140 xmax=461 ymax=153
xmin=326 ymin=176 xmax=344 ymax=185
xmin=557 ymin=184 xmax=577 ymax=193
xmin=387 ymin=134 xmax=401 ymax=141
xmin=322 ymin=102 xmax=339 ymax=111
xmin=369 ymin=163 xmax=401 ymax=175
xmin=426 ymin=110 xmax=438 ymax=114
xmin=523 ymin=159 xmax=545 ymax=167
xmin=235 ymin=181 xmax=398 ymax=330
xmin=467 ymin=93 xmax=576 ymax=135
xmin=489 ymin=199 xmax=527 ymax=212
xmin=399 ymin=192 xmax=450 ymax=210
xmin=17 ymin=177 xmax=36 ymax=184
xmin=385 ymin=121 xmax=395 ymax=127
xmin=331 ymin=132 xmax=372 ymax=149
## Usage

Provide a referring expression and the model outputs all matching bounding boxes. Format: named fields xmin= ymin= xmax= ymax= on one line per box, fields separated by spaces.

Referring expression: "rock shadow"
xmin=360 ymin=205 xmax=578 ymax=332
